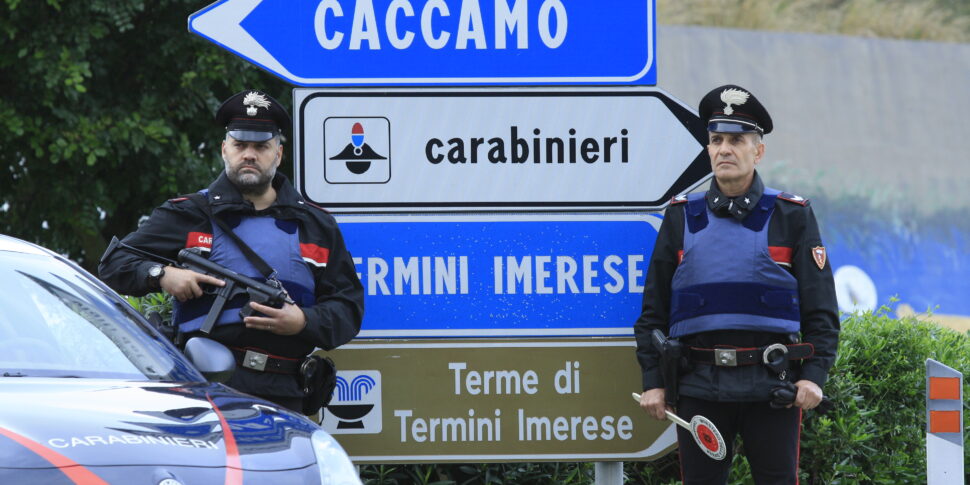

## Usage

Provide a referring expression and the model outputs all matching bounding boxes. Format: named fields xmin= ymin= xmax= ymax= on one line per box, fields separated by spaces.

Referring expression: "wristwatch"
xmin=147 ymin=264 xmax=166 ymax=289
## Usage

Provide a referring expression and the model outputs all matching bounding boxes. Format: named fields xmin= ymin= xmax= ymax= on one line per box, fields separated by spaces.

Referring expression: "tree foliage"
xmin=0 ymin=0 xmax=288 ymax=270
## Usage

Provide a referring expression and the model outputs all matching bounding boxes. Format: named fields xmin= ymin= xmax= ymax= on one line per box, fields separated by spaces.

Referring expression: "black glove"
xmin=769 ymin=381 xmax=797 ymax=409
xmin=770 ymin=381 xmax=835 ymax=414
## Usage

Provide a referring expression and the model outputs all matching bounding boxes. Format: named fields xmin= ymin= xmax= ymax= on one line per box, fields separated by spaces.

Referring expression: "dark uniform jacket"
xmin=634 ymin=172 xmax=839 ymax=402
xmin=99 ymin=172 xmax=364 ymax=397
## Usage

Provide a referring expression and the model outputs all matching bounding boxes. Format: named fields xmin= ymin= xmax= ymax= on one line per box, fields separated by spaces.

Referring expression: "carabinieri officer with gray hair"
xmin=100 ymin=90 xmax=363 ymax=413
xmin=634 ymin=84 xmax=839 ymax=483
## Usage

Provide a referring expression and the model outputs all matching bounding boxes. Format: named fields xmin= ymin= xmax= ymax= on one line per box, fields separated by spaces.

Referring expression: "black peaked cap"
xmin=215 ymin=89 xmax=291 ymax=142
xmin=698 ymin=84 xmax=773 ymax=134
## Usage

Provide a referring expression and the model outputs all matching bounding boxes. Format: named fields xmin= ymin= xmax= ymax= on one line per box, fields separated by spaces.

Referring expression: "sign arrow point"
xmin=190 ymin=0 xmax=299 ymax=84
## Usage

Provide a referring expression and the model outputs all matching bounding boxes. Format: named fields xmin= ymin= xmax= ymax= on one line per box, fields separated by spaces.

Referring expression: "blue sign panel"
xmin=339 ymin=215 xmax=660 ymax=338
xmin=189 ymin=0 xmax=657 ymax=86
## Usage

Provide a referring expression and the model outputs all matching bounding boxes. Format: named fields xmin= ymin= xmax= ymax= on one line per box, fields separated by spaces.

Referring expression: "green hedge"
xmin=796 ymin=307 xmax=969 ymax=485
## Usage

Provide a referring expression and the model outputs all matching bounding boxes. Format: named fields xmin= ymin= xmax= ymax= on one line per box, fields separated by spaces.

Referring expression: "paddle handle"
xmin=631 ymin=392 xmax=691 ymax=429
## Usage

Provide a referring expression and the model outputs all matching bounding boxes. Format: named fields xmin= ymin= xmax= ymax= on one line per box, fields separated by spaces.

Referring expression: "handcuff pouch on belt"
xmin=651 ymin=329 xmax=684 ymax=407
xmin=762 ymin=343 xmax=790 ymax=379
xmin=299 ymin=354 xmax=337 ymax=416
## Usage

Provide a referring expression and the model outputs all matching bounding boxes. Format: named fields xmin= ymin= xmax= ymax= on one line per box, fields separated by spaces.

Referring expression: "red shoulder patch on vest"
xmin=777 ymin=192 xmax=808 ymax=206
xmin=300 ymin=243 xmax=330 ymax=267
xmin=168 ymin=197 xmax=190 ymax=203
xmin=769 ymin=246 xmax=793 ymax=266
xmin=670 ymin=194 xmax=688 ymax=205
xmin=185 ymin=232 xmax=212 ymax=252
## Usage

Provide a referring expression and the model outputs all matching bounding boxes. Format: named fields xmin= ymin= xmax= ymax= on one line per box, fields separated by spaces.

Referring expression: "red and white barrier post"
xmin=926 ymin=358 xmax=964 ymax=483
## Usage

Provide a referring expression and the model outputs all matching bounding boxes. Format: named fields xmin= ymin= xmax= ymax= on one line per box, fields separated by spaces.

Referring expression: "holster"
xmin=299 ymin=355 xmax=337 ymax=416
xmin=652 ymin=329 xmax=683 ymax=408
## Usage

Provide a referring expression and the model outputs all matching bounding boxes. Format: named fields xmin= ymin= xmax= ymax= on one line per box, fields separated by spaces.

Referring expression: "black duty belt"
xmin=688 ymin=343 xmax=814 ymax=367
xmin=230 ymin=347 xmax=301 ymax=374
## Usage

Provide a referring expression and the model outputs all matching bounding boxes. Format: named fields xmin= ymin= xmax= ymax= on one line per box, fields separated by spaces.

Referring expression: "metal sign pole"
xmin=594 ymin=462 xmax=623 ymax=485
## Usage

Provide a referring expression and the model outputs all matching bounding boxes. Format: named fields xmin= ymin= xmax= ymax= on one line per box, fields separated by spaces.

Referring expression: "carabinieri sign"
xmin=294 ymin=87 xmax=708 ymax=212
xmin=188 ymin=0 xmax=657 ymax=86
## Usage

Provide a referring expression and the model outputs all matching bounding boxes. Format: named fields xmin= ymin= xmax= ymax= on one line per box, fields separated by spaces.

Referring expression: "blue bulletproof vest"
xmin=174 ymin=215 xmax=316 ymax=333
xmin=668 ymin=188 xmax=800 ymax=338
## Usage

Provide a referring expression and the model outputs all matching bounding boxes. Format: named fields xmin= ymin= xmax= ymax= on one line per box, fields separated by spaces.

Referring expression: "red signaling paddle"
xmin=632 ymin=392 xmax=726 ymax=460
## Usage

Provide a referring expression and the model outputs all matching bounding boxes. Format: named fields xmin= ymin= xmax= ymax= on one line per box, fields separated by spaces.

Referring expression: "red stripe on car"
xmin=207 ymin=394 xmax=242 ymax=485
xmin=0 ymin=426 xmax=108 ymax=484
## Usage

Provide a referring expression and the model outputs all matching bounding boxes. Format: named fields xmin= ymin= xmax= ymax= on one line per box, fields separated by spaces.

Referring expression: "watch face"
xmin=149 ymin=265 xmax=163 ymax=278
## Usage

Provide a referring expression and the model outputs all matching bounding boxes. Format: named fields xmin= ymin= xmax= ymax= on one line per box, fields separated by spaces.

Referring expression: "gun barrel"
xmin=178 ymin=249 xmax=268 ymax=289
xmin=109 ymin=237 xmax=179 ymax=267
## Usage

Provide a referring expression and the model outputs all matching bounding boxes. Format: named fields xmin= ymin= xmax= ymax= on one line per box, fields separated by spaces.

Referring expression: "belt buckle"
xmin=715 ymin=349 xmax=737 ymax=366
xmin=243 ymin=350 xmax=268 ymax=371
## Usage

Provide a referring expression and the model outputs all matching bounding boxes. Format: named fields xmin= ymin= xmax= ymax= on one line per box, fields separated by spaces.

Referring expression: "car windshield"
xmin=0 ymin=250 xmax=203 ymax=381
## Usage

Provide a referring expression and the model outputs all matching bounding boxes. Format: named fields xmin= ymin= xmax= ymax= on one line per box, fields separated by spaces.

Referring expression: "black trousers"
xmin=677 ymin=395 xmax=802 ymax=485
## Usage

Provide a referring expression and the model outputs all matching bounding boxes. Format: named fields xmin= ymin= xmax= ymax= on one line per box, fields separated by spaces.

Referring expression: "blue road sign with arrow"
xmin=189 ymin=0 xmax=657 ymax=86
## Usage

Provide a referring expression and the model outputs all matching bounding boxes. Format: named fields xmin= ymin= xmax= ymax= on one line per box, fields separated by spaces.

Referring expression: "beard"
xmin=225 ymin=159 xmax=277 ymax=196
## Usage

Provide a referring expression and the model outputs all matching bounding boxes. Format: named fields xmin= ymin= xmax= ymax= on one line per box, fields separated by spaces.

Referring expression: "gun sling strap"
xmin=187 ymin=193 xmax=277 ymax=280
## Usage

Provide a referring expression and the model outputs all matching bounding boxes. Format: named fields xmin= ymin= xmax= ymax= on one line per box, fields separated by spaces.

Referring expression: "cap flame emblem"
xmin=720 ymin=88 xmax=749 ymax=116
xmin=242 ymin=91 xmax=271 ymax=117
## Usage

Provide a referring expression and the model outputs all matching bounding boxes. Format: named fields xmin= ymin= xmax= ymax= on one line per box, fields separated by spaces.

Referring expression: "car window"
xmin=0 ymin=252 xmax=202 ymax=381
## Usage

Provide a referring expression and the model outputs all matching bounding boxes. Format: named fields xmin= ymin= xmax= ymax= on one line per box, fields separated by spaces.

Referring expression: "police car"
xmin=0 ymin=234 xmax=360 ymax=484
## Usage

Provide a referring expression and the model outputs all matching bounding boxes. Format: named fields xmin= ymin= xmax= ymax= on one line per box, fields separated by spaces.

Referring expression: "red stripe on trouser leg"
xmin=796 ymin=408 xmax=802 ymax=485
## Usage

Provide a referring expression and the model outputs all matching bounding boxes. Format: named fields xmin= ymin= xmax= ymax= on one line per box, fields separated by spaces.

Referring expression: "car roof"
xmin=0 ymin=234 xmax=59 ymax=257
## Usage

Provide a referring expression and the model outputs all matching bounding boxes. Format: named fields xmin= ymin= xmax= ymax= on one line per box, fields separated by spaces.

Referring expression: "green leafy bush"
xmin=125 ymin=292 xmax=173 ymax=324
xmin=798 ymin=307 xmax=970 ymax=484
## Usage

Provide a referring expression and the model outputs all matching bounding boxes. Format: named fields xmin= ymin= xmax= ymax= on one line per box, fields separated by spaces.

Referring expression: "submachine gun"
xmin=105 ymin=237 xmax=294 ymax=338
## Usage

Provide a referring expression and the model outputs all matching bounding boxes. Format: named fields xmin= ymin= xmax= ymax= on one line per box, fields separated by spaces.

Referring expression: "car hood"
xmin=0 ymin=379 xmax=319 ymax=471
